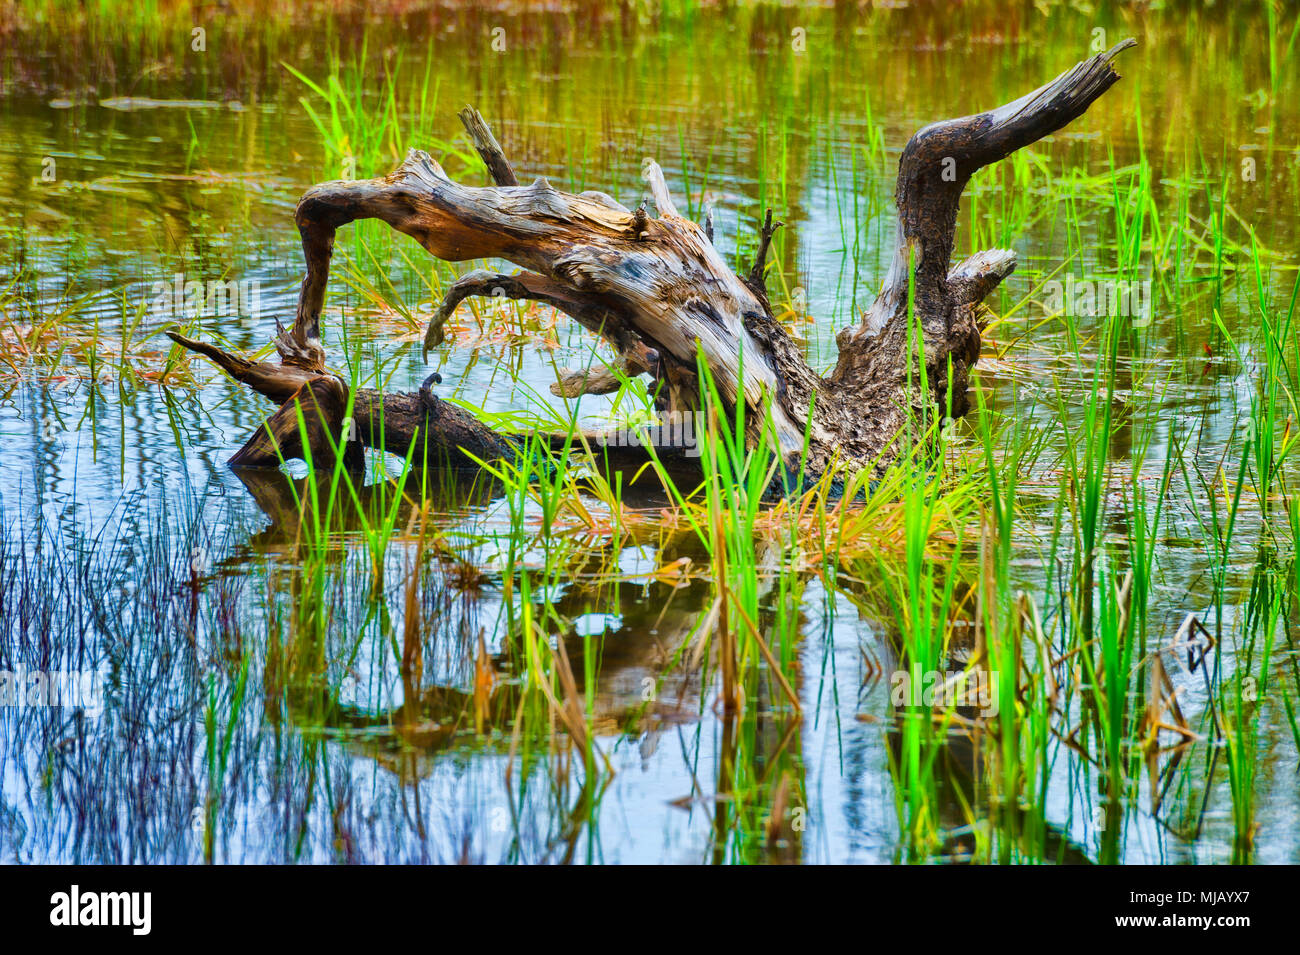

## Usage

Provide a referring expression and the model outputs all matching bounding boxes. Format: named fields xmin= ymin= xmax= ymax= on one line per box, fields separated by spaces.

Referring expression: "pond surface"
xmin=1 ymin=1 xmax=1298 ymax=863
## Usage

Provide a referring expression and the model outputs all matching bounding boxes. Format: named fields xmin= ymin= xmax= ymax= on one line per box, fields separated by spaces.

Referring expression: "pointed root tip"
xmin=1103 ymin=38 xmax=1138 ymax=63
xmin=164 ymin=328 xmax=205 ymax=350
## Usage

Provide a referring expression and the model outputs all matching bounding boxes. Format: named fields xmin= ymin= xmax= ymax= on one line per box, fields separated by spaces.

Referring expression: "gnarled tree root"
xmin=167 ymin=40 xmax=1134 ymax=489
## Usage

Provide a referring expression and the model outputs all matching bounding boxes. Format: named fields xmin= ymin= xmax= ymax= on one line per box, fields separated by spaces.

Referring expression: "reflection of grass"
xmin=0 ymin=266 xmax=196 ymax=385
xmin=6 ymin=274 xmax=1299 ymax=861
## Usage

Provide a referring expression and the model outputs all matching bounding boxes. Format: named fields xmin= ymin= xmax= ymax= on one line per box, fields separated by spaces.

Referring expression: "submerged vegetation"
xmin=2 ymin=0 xmax=1300 ymax=865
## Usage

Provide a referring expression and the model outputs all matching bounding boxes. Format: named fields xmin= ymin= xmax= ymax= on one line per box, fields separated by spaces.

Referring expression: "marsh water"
xmin=2 ymin=1 xmax=1299 ymax=863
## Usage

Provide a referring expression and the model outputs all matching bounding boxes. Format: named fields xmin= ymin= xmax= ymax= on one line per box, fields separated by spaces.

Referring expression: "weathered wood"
xmin=169 ymin=41 xmax=1134 ymax=489
xmin=170 ymin=327 xmax=517 ymax=470
xmin=458 ymin=105 xmax=518 ymax=188
xmin=229 ymin=376 xmax=363 ymax=470
xmin=745 ymin=207 xmax=783 ymax=308
xmin=285 ymin=149 xmax=812 ymax=455
xmin=166 ymin=329 xmax=317 ymax=403
xmin=348 ymin=379 xmax=519 ymax=470
xmin=168 ymin=327 xmax=688 ymax=478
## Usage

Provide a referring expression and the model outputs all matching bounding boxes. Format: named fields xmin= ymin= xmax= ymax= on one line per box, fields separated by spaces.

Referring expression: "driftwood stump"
xmin=169 ymin=40 xmax=1135 ymax=487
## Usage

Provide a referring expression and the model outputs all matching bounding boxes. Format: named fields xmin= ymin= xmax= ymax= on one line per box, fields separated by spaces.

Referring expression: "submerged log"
xmin=168 ymin=40 xmax=1134 ymax=487
xmin=164 ymin=330 xmax=516 ymax=470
